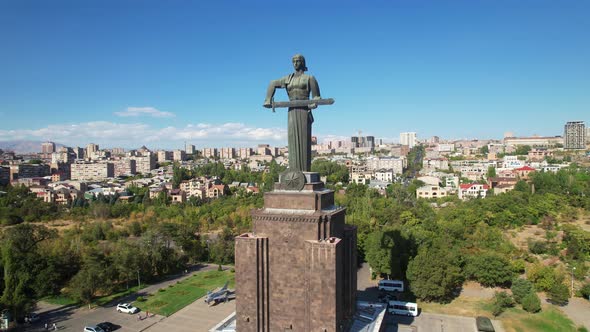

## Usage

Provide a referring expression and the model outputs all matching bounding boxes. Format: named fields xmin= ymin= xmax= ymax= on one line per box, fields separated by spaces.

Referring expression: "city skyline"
xmin=1 ymin=1 xmax=589 ymax=148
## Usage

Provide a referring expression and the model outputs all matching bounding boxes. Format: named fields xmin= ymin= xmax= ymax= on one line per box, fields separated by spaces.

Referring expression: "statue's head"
xmin=292 ymin=54 xmax=308 ymax=71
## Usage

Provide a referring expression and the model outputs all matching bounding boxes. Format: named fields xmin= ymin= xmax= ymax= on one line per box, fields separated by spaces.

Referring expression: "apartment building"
xmin=131 ymin=152 xmax=156 ymax=174
xmin=179 ymin=179 xmax=207 ymax=199
xmin=238 ymin=147 xmax=253 ymax=159
xmin=157 ymin=150 xmax=173 ymax=163
xmin=70 ymin=162 xmax=114 ymax=181
xmin=423 ymin=158 xmax=449 ymax=171
xmin=564 ymin=121 xmax=586 ymax=149
xmin=185 ymin=144 xmax=196 ymax=155
xmin=400 ymin=132 xmax=417 ymax=148
xmin=9 ymin=164 xmax=50 ymax=181
xmin=220 ymin=147 xmax=236 ymax=159
xmin=173 ymin=150 xmax=186 ymax=161
xmin=366 ymin=156 xmax=405 ymax=174
xmin=202 ymin=148 xmax=218 ymax=159
xmin=374 ymin=169 xmax=395 ymax=183
xmin=112 ymin=159 xmax=137 ymax=176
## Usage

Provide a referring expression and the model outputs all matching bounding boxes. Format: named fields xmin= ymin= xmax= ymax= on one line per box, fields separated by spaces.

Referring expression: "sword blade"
xmin=271 ymin=98 xmax=334 ymax=109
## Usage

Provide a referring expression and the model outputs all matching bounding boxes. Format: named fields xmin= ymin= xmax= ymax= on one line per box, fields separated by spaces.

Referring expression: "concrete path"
xmin=143 ymin=296 xmax=235 ymax=332
xmin=539 ymin=294 xmax=590 ymax=329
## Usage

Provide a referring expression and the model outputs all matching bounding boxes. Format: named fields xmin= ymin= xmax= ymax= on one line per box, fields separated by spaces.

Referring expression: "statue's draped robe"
xmin=275 ymin=72 xmax=320 ymax=172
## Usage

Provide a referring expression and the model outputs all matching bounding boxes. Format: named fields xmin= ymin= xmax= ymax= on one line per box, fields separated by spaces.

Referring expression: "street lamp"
xmin=571 ymin=266 xmax=576 ymax=296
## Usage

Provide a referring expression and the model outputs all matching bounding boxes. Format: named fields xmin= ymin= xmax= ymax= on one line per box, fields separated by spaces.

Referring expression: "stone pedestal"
xmin=235 ymin=173 xmax=357 ymax=332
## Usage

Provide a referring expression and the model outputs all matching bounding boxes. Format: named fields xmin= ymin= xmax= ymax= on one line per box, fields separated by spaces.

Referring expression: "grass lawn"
xmin=43 ymin=284 xmax=146 ymax=308
xmin=500 ymin=306 xmax=578 ymax=332
xmin=419 ymin=296 xmax=581 ymax=332
xmin=135 ymin=269 xmax=235 ymax=317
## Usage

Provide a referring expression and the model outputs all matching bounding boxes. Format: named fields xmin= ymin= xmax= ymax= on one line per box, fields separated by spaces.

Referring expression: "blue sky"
xmin=1 ymin=0 xmax=588 ymax=149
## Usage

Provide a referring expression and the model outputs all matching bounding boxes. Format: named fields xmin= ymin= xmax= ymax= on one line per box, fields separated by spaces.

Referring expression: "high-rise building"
xmin=202 ymin=148 xmax=218 ymax=159
xmin=185 ymin=144 xmax=196 ymax=155
xmin=86 ymin=143 xmax=99 ymax=154
xmin=400 ymin=132 xmax=417 ymax=148
xmin=350 ymin=136 xmax=375 ymax=148
xmin=173 ymin=150 xmax=186 ymax=161
xmin=564 ymin=121 xmax=586 ymax=149
xmin=41 ymin=142 xmax=56 ymax=154
xmin=587 ymin=128 xmax=590 ymax=144
xmin=220 ymin=147 xmax=235 ymax=159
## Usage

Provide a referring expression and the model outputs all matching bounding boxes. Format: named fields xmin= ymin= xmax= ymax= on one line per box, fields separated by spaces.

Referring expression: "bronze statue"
xmin=264 ymin=54 xmax=333 ymax=174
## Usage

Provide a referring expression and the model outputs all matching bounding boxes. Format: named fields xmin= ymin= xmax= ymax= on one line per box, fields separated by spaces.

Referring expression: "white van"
xmin=378 ymin=279 xmax=404 ymax=292
xmin=388 ymin=300 xmax=418 ymax=317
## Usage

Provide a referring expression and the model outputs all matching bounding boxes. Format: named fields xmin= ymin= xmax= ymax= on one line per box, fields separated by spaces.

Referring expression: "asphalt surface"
xmin=26 ymin=264 xmax=220 ymax=332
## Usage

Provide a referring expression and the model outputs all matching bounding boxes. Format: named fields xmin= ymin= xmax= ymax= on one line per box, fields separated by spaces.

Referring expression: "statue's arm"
xmin=264 ymin=76 xmax=289 ymax=108
xmin=310 ymin=76 xmax=321 ymax=99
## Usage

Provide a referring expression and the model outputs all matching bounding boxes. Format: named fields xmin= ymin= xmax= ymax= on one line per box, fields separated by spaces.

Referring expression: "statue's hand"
xmin=308 ymin=103 xmax=317 ymax=109
xmin=263 ymin=99 xmax=272 ymax=108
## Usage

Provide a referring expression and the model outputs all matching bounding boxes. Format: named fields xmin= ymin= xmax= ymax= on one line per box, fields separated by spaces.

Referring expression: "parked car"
xmin=84 ymin=326 xmax=105 ymax=332
xmin=97 ymin=322 xmax=119 ymax=332
xmin=24 ymin=313 xmax=40 ymax=323
xmin=116 ymin=303 xmax=139 ymax=314
xmin=475 ymin=316 xmax=495 ymax=332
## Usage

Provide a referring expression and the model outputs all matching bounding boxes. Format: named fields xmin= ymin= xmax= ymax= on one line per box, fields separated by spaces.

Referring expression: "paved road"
xmin=27 ymin=264 xmax=220 ymax=332
xmin=355 ymin=263 xmax=505 ymax=332
xmin=539 ymin=293 xmax=590 ymax=329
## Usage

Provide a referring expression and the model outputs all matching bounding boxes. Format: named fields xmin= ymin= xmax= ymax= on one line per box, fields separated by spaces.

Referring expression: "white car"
xmin=84 ymin=326 xmax=105 ymax=332
xmin=116 ymin=303 xmax=139 ymax=314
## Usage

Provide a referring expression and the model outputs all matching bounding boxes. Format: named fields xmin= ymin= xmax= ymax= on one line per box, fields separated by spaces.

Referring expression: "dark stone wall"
xmin=235 ymin=188 xmax=357 ymax=332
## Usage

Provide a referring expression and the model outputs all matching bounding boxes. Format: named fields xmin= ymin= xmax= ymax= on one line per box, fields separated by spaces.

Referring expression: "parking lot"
xmin=27 ymin=264 xmax=232 ymax=332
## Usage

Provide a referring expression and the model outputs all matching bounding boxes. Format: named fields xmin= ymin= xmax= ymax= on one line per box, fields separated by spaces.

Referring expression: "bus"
xmin=378 ymin=279 xmax=404 ymax=292
xmin=388 ymin=301 xmax=418 ymax=317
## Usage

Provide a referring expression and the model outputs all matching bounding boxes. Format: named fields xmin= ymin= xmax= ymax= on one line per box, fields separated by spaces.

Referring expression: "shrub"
xmin=521 ymin=292 xmax=541 ymax=313
xmin=547 ymin=282 xmax=570 ymax=305
xmin=230 ymin=268 xmax=235 ymax=273
xmin=528 ymin=240 xmax=548 ymax=254
xmin=217 ymin=264 xmax=223 ymax=271
xmin=580 ymin=282 xmax=590 ymax=299
xmin=136 ymin=296 xmax=146 ymax=302
xmin=511 ymin=278 xmax=534 ymax=304
xmin=577 ymin=327 xmax=588 ymax=332
xmin=492 ymin=291 xmax=514 ymax=316
xmin=511 ymin=259 xmax=526 ymax=274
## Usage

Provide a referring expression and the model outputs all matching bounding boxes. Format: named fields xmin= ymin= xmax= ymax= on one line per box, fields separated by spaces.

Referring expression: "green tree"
xmin=511 ymin=278 xmax=534 ymax=304
xmin=406 ymin=240 xmax=463 ymax=302
xmin=486 ymin=166 xmax=496 ymax=178
xmin=521 ymin=292 xmax=541 ymax=313
xmin=0 ymin=224 xmax=56 ymax=318
xmin=492 ymin=291 xmax=514 ymax=316
xmin=364 ymin=231 xmax=394 ymax=277
xmin=547 ymin=282 xmax=570 ymax=305
xmin=464 ymin=252 xmax=513 ymax=287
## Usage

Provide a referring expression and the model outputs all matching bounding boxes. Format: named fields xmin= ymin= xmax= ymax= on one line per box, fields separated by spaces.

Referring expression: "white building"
xmin=400 ymin=132 xmax=417 ymax=148
xmin=374 ymin=169 xmax=394 ymax=183
xmin=416 ymin=185 xmax=449 ymax=199
xmin=458 ymin=183 xmax=489 ymax=200
xmin=366 ymin=156 xmax=405 ymax=174
xmin=502 ymin=155 xmax=525 ymax=169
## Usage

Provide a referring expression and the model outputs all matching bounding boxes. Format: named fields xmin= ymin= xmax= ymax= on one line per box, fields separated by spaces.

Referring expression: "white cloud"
xmin=0 ymin=121 xmax=287 ymax=148
xmin=114 ymin=106 xmax=175 ymax=118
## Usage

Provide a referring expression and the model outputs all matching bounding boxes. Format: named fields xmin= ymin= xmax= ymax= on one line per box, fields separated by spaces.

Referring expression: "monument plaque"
xmin=235 ymin=55 xmax=357 ymax=332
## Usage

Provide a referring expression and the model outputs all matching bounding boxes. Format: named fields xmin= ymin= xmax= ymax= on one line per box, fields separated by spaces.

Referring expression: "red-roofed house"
xmin=458 ymin=183 xmax=489 ymax=200
xmin=514 ymin=166 xmax=536 ymax=180
xmin=207 ymin=184 xmax=227 ymax=199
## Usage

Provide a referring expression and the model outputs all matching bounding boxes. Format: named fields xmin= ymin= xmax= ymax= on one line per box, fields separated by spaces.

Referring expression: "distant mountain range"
xmin=0 ymin=140 xmax=64 ymax=154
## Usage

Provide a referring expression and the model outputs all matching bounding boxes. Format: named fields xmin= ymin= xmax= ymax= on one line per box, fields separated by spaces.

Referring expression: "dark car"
xmin=475 ymin=316 xmax=495 ymax=332
xmin=97 ymin=322 xmax=119 ymax=332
